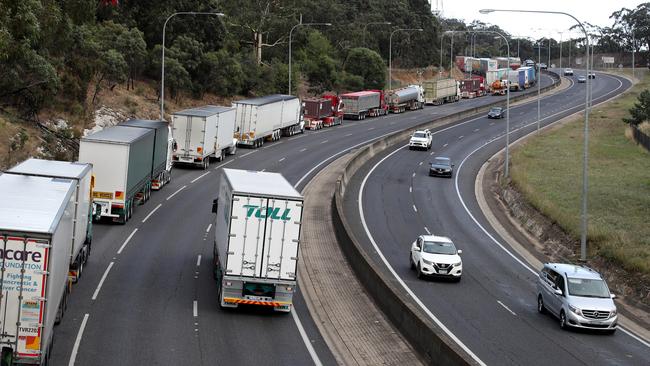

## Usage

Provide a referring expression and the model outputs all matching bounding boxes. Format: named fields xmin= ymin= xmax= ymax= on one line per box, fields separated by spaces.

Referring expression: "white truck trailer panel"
xmin=7 ymin=159 xmax=92 ymax=270
xmin=0 ymin=174 xmax=74 ymax=363
xmin=172 ymin=105 xmax=235 ymax=165
xmin=424 ymin=78 xmax=458 ymax=104
xmin=234 ymin=95 xmax=301 ymax=146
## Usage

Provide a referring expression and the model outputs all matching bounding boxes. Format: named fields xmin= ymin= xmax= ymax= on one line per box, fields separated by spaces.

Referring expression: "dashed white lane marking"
xmin=497 ymin=301 xmax=517 ymax=316
xmin=191 ymin=171 xmax=210 ymax=183
xmin=430 ymin=151 xmax=435 ymax=155
xmin=368 ymin=127 xmax=375 ymax=130
xmin=213 ymin=160 xmax=233 ymax=170
xmin=320 ymin=140 xmax=329 ymax=144
xmin=424 ymin=227 xmax=431 ymax=234
xmin=345 ymin=133 xmax=353 ymax=137
xmin=443 ymin=143 xmax=448 ymax=147
xmin=474 ymin=128 xmax=480 ymax=132
xmin=409 ymin=186 xmax=412 ymax=193
xmin=300 ymin=148 xmax=307 ymax=152
xmin=206 ymin=224 xmax=212 ymax=233
xmin=68 ymin=313 xmax=89 ymax=366
xmin=240 ymin=151 xmax=256 ymax=158
xmin=279 ymin=157 xmax=286 ymax=162
xmin=92 ymin=262 xmax=114 ymax=300
xmin=419 ymin=161 xmax=423 ymax=166
xmin=196 ymin=255 xmax=202 ymax=267
xmin=458 ymin=135 xmax=464 ymax=139
xmin=490 ymin=122 xmax=495 ymax=126
xmin=412 ymin=205 xmax=418 ymax=212
xmin=412 ymin=172 xmax=416 ymax=178
xmin=142 ymin=204 xmax=162 ymax=223
xmin=260 ymin=169 xmax=266 ymax=172
xmin=193 ymin=300 xmax=198 ymax=317
xmin=117 ymin=229 xmax=138 ymax=254
xmin=166 ymin=185 xmax=187 ymax=200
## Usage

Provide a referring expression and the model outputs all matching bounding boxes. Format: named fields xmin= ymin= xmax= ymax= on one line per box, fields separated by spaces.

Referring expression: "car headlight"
xmin=568 ymin=304 xmax=582 ymax=315
xmin=610 ymin=309 xmax=617 ymax=317
xmin=422 ymin=259 xmax=433 ymax=266
xmin=453 ymin=261 xmax=462 ymax=267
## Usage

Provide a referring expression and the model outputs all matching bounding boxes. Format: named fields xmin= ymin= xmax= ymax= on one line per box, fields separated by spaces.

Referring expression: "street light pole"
xmin=389 ymin=28 xmax=423 ymax=90
xmin=480 ymin=8 xmax=591 ymax=261
xmin=160 ymin=11 xmax=224 ymax=120
xmin=362 ymin=21 xmax=392 ymax=47
xmin=558 ymin=31 xmax=563 ymax=69
xmin=632 ymin=28 xmax=635 ymax=79
xmin=289 ymin=21 xmax=332 ymax=95
xmin=537 ymin=38 xmax=543 ymax=133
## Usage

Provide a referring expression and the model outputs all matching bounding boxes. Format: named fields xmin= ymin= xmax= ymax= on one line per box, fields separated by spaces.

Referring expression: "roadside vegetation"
xmin=510 ymin=69 xmax=650 ymax=275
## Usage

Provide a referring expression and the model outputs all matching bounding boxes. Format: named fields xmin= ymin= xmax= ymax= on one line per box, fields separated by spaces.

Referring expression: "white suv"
xmin=409 ymin=129 xmax=432 ymax=150
xmin=410 ymin=235 xmax=462 ymax=281
xmin=537 ymin=263 xmax=618 ymax=333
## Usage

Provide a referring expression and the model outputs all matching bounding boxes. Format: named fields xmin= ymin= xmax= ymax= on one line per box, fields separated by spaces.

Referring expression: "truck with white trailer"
xmin=172 ymin=106 xmax=237 ymax=168
xmin=120 ymin=119 xmax=173 ymax=189
xmin=386 ymin=85 xmax=424 ymax=113
xmin=7 ymin=159 xmax=94 ymax=283
xmin=233 ymin=95 xmax=303 ymax=148
xmin=423 ymin=78 xmax=460 ymax=105
xmin=79 ymin=126 xmax=155 ymax=224
xmin=212 ymin=169 xmax=304 ymax=313
xmin=0 ymin=173 xmax=75 ymax=365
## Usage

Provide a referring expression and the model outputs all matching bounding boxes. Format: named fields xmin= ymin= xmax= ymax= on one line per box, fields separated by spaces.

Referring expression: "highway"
xmin=49 ymin=74 xmax=557 ymax=365
xmin=343 ymin=71 xmax=650 ymax=365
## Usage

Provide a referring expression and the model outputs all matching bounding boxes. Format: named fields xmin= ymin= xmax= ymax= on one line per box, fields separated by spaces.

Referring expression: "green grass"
xmin=510 ymin=69 xmax=650 ymax=274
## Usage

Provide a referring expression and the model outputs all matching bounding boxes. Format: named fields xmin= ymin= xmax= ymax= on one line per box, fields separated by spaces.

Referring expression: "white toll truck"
xmin=79 ymin=126 xmax=155 ymax=224
xmin=212 ymin=169 xmax=304 ymax=312
xmin=0 ymin=174 xmax=75 ymax=365
xmin=172 ymin=106 xmax=237 ymax=169
xmin=7 ymin=159 xmax=94 ymax=283
xmin=119 ymin=119 xmax=173 ymax=189
xmin=233 ymin=95 xmax=303 ymax=148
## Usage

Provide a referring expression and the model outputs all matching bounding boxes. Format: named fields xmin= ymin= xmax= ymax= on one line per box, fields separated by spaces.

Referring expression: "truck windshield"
xmin=422 ymin=241 xmax=456 ymax=255
xmin=567 ymin=278 xmax=610 ymax=298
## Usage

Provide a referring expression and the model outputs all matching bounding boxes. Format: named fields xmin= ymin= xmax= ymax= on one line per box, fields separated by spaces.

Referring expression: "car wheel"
xmin=560 ymin=311 xmax=568 ymax=329
xmin=537 ymin=295 xmax=547 ymax=314
xmin=416 ymin=263 xmax=424 ymax=279
xmin=409 ymin=254 xmax=415 ymax=270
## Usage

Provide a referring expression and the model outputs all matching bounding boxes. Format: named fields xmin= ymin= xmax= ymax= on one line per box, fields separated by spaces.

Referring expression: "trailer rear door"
xmin=261 ymin=198 xmax=302 ymax=281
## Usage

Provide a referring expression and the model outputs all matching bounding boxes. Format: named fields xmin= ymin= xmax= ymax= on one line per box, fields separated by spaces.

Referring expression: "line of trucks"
xmin=455 ymin=56 xmax=537 ymax=94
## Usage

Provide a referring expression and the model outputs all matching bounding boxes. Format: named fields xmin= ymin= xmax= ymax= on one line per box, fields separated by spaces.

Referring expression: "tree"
xmin=624 ymin=89 xmax=650 ymax=126
xmin=297 ymin=31 xmax=337 ymax=93
xmin=92 ymin=49 xmax=128 ymax=104
xmin=197 ymin=50 xmax=244 ymax=97
xmin=344 ymin=48 xmax=385 ymax=90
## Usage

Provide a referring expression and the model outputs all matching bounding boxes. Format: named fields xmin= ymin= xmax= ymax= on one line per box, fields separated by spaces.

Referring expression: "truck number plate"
xmin=93 ymin=191 xmax=113 ymax=199
xmin=247 ymin=296 xmax=267 ymax=301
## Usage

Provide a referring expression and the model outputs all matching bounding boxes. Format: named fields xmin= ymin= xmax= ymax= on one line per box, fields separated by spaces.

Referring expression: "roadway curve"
xmin=50 ymin=75 xmax=557 ymax=365
xmin=345 ymin=71 xmax=650 ymax=365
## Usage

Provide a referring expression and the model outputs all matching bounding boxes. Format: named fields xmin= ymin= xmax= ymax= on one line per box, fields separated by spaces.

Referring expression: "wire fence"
xmin=631 ymin=124 xmax=650 ymax=152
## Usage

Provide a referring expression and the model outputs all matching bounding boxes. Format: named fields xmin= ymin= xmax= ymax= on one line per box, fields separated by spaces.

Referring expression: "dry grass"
xmin=510 ymin=70 xmax=650 ymax=274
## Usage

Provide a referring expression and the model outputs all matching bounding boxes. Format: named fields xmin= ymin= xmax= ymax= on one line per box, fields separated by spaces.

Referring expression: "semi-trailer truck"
xmin=172 ymin=106 xmax=237 ymax=168
xmin=119 ymin=119 xmax=173 ymax=188
xmin=212 ymin=169 xmax=304 ymax=313
xmin=340 ymin=90 xmax=387 ymax=120
xmin=79 ymin=126 xmax=155 ymax=224
xmin=0 ymin=174 xmax=75 ymax=365
xmin=423 ymin=78 xmax=460 ymax=105
xmin=233 ymin=95 xmax=303 ymax=148
xmin=6 ymin=159 xmax=94 ymax=283
xmin=386 ymin=85 xmax=424 ymax=113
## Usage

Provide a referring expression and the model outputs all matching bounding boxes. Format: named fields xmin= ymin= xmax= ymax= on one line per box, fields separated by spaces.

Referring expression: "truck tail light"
xmin=115 ymin=191 xmax=124 ymax=200
xmin=197 ymin=146 xmax=203 ymax=153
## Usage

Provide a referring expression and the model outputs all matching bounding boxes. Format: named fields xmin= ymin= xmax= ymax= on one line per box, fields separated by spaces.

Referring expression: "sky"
xmin=435 ymin=1 xmax=645 ymax=40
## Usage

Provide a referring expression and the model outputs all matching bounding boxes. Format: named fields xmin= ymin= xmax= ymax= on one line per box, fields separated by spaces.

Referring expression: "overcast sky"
xmin=436 ymin=1 xmax=644 ymax=40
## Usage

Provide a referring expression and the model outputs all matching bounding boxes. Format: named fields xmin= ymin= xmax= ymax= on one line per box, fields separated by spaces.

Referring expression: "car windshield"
xmin=490 ymin=108 xmax=501 ymax=113
xmin=422 ymin=241 xmax=457 ymax=255
xmin=432 ymin=158 xmax=450 ymax=166
xmin=567 ymin=278 xmax=610 ymax=298
xmin=413 ymin=132 xmax=426 ymax=138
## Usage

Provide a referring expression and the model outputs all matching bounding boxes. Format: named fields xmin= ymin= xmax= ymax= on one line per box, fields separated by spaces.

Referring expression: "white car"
xmin=564 ymin=68 xmax=574 ymax=76
xmin=410 ymin=235 xmax=462 ymax=281
xmin=409 ymin=129 xmax=432 ymax=150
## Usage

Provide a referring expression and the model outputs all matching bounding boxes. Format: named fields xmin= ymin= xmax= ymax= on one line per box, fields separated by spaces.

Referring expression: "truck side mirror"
xmin=211 ymin=199 xmax=218 ymax=214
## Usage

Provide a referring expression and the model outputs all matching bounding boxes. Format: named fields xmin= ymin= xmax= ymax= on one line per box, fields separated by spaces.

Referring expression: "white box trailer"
xmin=79 ymin=126 xmax=155 ymax=224
xmin=0 ymin=174 xmax=75 ymax=365
xmin=172 ymin=106 xmax=236 ymax=169
xmin=233 ymin=95 xmax=303 ymax=148
xmin=212 ymin=169 xmax=304 ymax=312
xmin=7 ymin=159 xmax=94 ymax=283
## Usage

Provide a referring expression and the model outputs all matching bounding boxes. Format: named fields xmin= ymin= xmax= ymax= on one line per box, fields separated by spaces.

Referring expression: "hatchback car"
xmin=429 ymin=157 xmax=453 ymax=178
xmin=577 ymin=75 xmax=586 ymax=83
xmin=563 ymin=68 xmax=574 ymax=76
xmin=410 ymin=235 xmax=462 ymax=281
xmin=537 ymin=263 xmax=617 ymax=333
xmin=487 ymin=106 xmax=505 ymax=119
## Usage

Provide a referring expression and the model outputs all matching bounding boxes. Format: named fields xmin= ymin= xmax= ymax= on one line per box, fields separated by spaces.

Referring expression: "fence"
xmin=631 ymin=124 xmax=650 ymax=152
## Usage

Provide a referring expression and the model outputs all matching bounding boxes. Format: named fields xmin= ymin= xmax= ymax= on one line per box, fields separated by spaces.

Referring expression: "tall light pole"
xmin=537 ymin=38 xmax=544 ymax=133
xmin=289 ymin=21 xmax=332 ymax=95
xmin=558 ymin=31 xmax=563 ymax=69
xmin=632 ymin=28 xmax=635 ymax=79
xmin=362 ymin=21 xmax=392 ymax=46
xmin=160 ymin=11 xmax=224 ymax=120
xmin=568 ymin=37 xmax=572 ymax=67
xmin=389 ymin=28 xmax=423 ymax=90
xmin=481 ymin=8 xmax=591 ymax=261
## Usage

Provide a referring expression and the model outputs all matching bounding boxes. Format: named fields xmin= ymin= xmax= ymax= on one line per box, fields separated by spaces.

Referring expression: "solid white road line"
xmin=166 ymin=185 xmax=187 ymax=200
xmin=191 ymin=171 xmax=210 ymax=183
xmin=68 ymin=313 xmax=89 ymax=366
xmin=92 ymin=262 xmax=114 ymax=300
xmin=117 ymin=229 xmax=138 ymax=254
xmin=497 ymin=301 xmax=517 ymax=316
xmin=213 ymin=159 xmax=233 ymax=170
xmin=291 ymin=309 xmax=323 ymax=366
xmin=206 ymin=224 xmax=212 ymax=233
xmin=196 ymin=255 xmax=202 ymax=267
xmin=142 ymin=204 xmax=162 ymax=223
xmin=193 ymin=300 xmax=198 ymax=317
